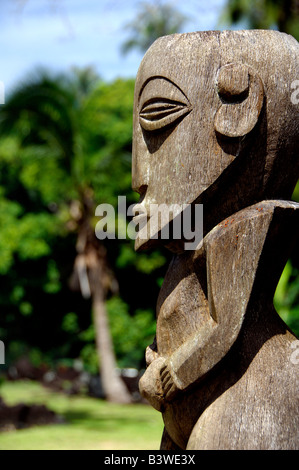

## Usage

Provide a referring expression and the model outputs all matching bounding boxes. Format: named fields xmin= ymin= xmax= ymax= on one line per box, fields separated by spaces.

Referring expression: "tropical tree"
xmin=0 ymin=69 xmax=134 ymax=402
xmin=121 ymin=0 xmax=188 ymax=54
xmin=220 ymin=0 xmax=299 ymax=40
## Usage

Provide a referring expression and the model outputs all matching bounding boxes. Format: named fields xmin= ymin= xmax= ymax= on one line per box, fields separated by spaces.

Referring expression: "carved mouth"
xmin=132 ymin=213 xmax=148 ymax=224
xmin=132 ymin=203 xmax=149 ymax=226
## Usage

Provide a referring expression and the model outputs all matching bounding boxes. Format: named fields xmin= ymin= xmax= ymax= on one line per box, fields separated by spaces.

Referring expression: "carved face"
xmin=132 ymin=31 xmax=299 ymax=250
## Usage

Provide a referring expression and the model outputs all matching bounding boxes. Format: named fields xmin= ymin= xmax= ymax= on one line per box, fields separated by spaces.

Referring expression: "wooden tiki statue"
xmin=132 ymin=30 xmax=299 ymax=450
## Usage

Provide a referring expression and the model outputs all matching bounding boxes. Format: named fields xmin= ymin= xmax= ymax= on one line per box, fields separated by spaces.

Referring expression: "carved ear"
xmin=214 ymin=63 xmax=264 ymax=138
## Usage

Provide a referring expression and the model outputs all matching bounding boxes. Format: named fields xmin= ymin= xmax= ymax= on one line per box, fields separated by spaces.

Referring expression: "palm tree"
xmin=0 ymin=69 xmax=132 ymax=403
xmin=121 ymin=0 xmax=188 ymax=54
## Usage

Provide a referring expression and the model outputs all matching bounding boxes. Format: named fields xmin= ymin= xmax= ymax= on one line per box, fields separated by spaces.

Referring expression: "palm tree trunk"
xmin=72 ymin=193 xmax=132 ymax=404
xmin=88 ymin=248 xmax=132 ymax=404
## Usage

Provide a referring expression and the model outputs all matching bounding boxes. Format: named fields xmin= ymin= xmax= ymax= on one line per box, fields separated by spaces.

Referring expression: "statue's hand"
xmin=145 ymin=340 xmax=159 ymax=366
xmin=160 ymin=362 xmax=179 ymax=402
xmin=139 ymin=357 xmax=180 ymax=410
xmin=139 ymin=357 xmax=166 ymax=412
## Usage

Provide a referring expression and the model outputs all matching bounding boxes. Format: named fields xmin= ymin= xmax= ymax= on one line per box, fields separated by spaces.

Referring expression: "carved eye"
xmin=139 ymin=98 xmax=191 ymax=131
xmin=138 ymin=77 xmax=192 ymax=132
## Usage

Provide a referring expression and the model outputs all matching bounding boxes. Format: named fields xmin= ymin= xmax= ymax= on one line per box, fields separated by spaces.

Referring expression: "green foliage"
xmin=81 ymin=79 xmax=135 ymax=204
xmin=0 ymin=68 xmax=160 ymax=373
xmin=220 ymin=0 xmax=299 ymax=40
xmin=116 ymin=243 xmax=166 ymax=275
xmin=0 ymin=193 xmax=57 ymax=274
xmin=106 ymin=297 xmax=156 ymax=368
xmin=273 ymin=181 xmax=299 ymax=337
xmin=292 ymin=180 xmax=299 ymax=202
xmin=79 ymin=343 xmax=99 ymax=376
xmin=74 ymin=296 xmax=156 ymax=371
xmin=274 ymin=261 xmax=299 ymax=336
xmin=61 ymin=312 xmax=79 ymax=333
xmin=44 ymin=260 xmax=61 ymax=294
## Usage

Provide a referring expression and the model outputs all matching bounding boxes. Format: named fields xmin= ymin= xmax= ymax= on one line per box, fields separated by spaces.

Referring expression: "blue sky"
xmin=0 ymin=0 xmax=226 ymax=94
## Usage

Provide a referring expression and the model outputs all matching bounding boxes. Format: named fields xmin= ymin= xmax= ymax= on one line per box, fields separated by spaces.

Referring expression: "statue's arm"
xmin=162 ymin=204 xmax=275 ymax=397
xmin=140 ymin=201 xmax=299 ymax=405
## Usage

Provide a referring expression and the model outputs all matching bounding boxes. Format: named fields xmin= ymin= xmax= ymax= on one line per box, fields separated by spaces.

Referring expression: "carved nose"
xmin=135 ymin=185 xmax=148 ymax=200
xmin=132 ymin=141 xmax=150 ymax=194
xmin=132 ymin=159 xmax=149 ymax=195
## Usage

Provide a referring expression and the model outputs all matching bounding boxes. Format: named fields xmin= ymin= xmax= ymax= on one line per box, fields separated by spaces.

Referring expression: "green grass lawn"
xmin=0 ymin=380 xmax=164 ymax=450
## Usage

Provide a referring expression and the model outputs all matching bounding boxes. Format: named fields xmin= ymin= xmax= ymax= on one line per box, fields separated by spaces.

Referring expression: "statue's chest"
xmin=156 ymin=257 xmax=210 ymax=357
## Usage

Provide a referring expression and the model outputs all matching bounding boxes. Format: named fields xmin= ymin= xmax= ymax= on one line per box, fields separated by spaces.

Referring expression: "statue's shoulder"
xmin=194 ymin=200 xmax=299 ymax=261
xmin=206 ymin=200 xmax=299 ymax=243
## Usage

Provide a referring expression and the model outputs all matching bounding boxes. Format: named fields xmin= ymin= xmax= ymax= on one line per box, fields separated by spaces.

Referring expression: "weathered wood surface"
xmin=132 ymin=30 xmax=299 ymax=450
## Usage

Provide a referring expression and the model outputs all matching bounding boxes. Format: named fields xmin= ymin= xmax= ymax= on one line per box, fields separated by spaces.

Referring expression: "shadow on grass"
xmin=0 ymin=380 xmax=163 ymax=449
xmin=62 ymin=407 xmax=157 ymax=431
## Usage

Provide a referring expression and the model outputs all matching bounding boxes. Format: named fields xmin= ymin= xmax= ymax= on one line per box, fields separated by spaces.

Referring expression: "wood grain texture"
xmin=133 ymin=30 xmax=299 ymax=450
